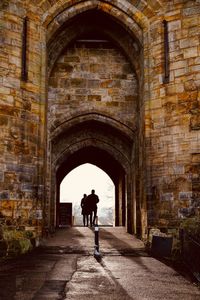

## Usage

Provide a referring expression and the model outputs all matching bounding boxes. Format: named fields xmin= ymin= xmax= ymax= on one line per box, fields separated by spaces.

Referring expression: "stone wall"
xmin=0 ymin=0 xmax=200 ymax=236
xmin=48 ymin=41 xmax=138 ymax=130
xmin=0 ymin=0 xmax=45 ymax=231
xmin=145 ymin=0 xmax=200 ymax=227
xmin=47 ymin=39 xmax=139 ymax=232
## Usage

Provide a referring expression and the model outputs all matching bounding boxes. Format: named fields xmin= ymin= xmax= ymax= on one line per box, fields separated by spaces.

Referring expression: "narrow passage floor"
xmin=0 ymin=227 xmax=199 ymax=300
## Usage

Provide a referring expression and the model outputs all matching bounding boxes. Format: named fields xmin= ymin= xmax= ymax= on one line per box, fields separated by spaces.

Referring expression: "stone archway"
xmin=56 ymin=147 xmax=126 ymax=228
xmin=50 ymin=117 xmax=135 ymax=232
xmin=2 ymin=0 xmax=200 ymax=244
xmin=45 ymin=6 xmax=146 ymax=237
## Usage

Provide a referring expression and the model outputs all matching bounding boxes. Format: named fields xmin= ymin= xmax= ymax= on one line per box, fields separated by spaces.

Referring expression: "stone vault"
xmin=0 ymin=0 xmax=200 ymax=239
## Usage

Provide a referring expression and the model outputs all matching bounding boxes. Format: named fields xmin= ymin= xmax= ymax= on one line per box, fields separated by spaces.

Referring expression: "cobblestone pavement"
xmin=0 ymin=227 xmax=199 ymax=300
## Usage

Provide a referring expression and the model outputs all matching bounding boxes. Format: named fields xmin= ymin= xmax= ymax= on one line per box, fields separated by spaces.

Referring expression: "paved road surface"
xmin=0 ymin=227 xmax=199 ymax=299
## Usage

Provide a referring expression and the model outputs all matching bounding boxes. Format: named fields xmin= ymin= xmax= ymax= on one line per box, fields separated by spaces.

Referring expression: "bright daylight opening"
xmin=60 ymin=163 xmax=115 ymax=226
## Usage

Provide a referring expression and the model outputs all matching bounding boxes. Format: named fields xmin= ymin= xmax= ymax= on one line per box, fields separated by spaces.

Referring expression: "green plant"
xmin=19 ymin=239 xmax=32 ymax=254
xmin=24 ymin=230 xmax=34 ymax=239
xmin=180 ymin=217 xmax=200 ymax=242
xmin=3 ymin=229 xmax=24 ymax=241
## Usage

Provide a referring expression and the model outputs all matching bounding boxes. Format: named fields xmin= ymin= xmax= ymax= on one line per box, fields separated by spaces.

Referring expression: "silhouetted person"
xmin=87 ymin=189 xmax=99 ymax=226
xmin=81 ymin=194 xmax=88 ymax=226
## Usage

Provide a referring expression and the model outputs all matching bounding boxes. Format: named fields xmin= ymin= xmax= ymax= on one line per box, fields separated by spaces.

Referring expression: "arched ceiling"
xmin=45 ymin=1 xmax=145 ymax=42
xmin=56 ymin=146 xmax=126 ymax=185
xmin=51 ymin=119 xmax=133 ymax=177
xmin=50 ymin=113 xmax=136 ymax=142
xmin=24 ymin=0 xmax=166 ymax=82
xmin=47 ymin=10 xmax=142 ymax=78
xmin=31 ymin=0 xmax=163 ymax=27
xmin=45 ymin=1 xmax=143 ymax=186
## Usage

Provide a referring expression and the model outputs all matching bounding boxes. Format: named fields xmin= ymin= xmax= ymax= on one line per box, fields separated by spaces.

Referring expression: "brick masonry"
xmin=0 ymin=0 xmax=199 ymax=237
xmin=48 ymin=41 xmax=138 ymax=130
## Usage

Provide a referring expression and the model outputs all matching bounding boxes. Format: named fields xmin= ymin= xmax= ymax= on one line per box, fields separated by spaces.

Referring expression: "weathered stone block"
xmin=160 ymin=193 xmax=174 ymax=201
xmin=125 ymin=95 xmax=137 ymax=102
xmin=106 ymin=101 xmax=119 ymax=107
xmin=21 ymin=183 xmax=34 ymax=192
xmin=87 ymin=80 xmax=100 ymax=88
xmin=70 ymin=78 xmax=87 ymax=88
xmin=0 ymin=87 xmax=10 ymax=95
xmin=184 ymin=80 xmax=197 ymax=91
xmin=180 ymin=37 xmax=199 ymax=49
xmin=0 ymin=172 xmax=4 ymax=182
xmin=49 ymin=77 xmax=58 ymax=88
xmin=0 ymin=191 xmax=10 ymax=200
xmin=183 ymin=6 xmax=200 ymax=16
xmin=90 ymin=63 xmax=105 ymax=73
xmin=192 ymin=154 xmax=200 ymax=164
xmin=179 ymin=191 xmax=192 ymax=201
xmin=64 ymin=56 xmax=80 ymax=63
xmin=190 ymin=65 xmax=200 ymax=73
xmin=0 ymin=115 xmax=8 ymax=126
xmin=174 ymin=68 xmax=186 ymax=77
xmin=184 ymin=47 xmax=198 ymax=59
xmin=56 ymin=63 xmax=74 ymax=73
xmin=101 ymin=80 xmax=121 ymax=88
xmin=170 ymin=60 xmax=187 ymax=70
xmin=88 ymin=95 xmax=101 ymax=101
xmin=190 ymin=115 xmax=200 ymax=130
xmin=182 ymin=17 xmax=199 ymax=28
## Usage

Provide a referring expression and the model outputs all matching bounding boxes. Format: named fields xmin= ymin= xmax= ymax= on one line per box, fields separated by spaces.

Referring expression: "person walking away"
xmin=80 ymin=194 xmax=88 ymax=226
xmin=87 ymin=189 xmax=99 ymax=226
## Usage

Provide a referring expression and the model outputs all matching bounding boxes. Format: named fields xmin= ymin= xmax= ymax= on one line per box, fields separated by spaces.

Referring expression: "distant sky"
xmin=60 ymin=163 xmax=115 ymax=211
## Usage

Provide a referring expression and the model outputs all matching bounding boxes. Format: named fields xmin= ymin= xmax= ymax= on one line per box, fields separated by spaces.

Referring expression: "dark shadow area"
xmin=88 ymin=227 xmax=151 ymax=274
xmin=96 ymin=228 xmax=198 ymax=284
xmin=152 ymin=255 xmax=199 ymax=285
xmin=0 ymin=227 xmax=199 ymax=299
xmin=0 ymin=228 xmax=85 ymax=299
xmin=57 ymin=146 xmax=125 ymax=187
xmin=48 ymin=9 xmax=142 ymax=77
xmin=38 ymin=227 xmax=90 ymax=255
xmin=99 ymin=228 xmax=147 ymax=256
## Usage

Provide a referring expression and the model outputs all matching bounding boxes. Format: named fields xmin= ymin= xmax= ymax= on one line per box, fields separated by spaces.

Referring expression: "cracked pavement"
xmin=0 ymin=227 xmax=199 ymax=299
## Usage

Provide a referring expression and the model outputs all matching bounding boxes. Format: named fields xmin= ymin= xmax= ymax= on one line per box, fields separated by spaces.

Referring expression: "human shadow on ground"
xmin=89 ymin=227 xmax=151 ymax=273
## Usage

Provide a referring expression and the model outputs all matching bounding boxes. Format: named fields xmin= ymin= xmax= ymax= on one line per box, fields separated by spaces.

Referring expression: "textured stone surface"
xmin=0 ymin=0 xmax=200 ymax=236
xmin=0 ymin=227 xmax=200 ymax=299
xmin=0 ymin=0 xmax=45 ymax=232
xmin=144 ymin=0 xmax=200 ymax=227
xmin=48 ymin=41 xmax=138 ymax=130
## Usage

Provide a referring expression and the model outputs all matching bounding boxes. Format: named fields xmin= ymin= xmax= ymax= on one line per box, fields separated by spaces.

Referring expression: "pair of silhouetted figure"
xmin=81 ymin=189 xmax=99 ymax=226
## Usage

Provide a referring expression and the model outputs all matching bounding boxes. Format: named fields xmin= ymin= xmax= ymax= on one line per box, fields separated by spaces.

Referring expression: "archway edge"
xmin=56 ymin=147 xmax=126 ymax=228
xmin=56 ymin=146 xmax=126 ymax=186
xmin=53 ymin=138 xmax=131 ymax=175
xmin=41 ymin=0 xmax=162 ymax=28
xmin=50 ymin=112 xmax=136 ymax=142
xmin=43 ymin=0 xmax=149 ymax=43
xmin=58 ymin=161 xmax=115 ymax=185
xmin=47 ymin=13 xmax=141 ymax=78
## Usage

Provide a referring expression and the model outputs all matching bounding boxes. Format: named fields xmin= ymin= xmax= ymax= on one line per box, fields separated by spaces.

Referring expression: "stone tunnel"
xmin=0 ymin=0 xmax=200 ymax=242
